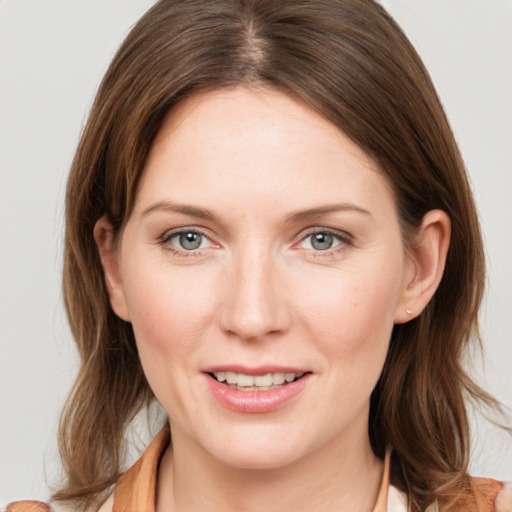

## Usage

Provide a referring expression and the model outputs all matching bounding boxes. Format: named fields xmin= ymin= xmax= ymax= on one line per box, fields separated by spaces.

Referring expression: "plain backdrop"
xmin=1 ymin=0 xmax=511 ymax=504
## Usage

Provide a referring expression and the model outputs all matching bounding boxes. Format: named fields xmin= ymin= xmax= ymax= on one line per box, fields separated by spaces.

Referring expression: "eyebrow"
xmin=285 ymin=203 xmax=372 ymax=223
xmin=142 ymin=201 xmax=218 ymax=221
xmin=142 ymin=200 xmax=371 ymax=224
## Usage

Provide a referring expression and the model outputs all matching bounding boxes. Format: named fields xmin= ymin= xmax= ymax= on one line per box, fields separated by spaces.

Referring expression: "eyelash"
xmin=158 ymin=227 xmax=212 ymax=258
xmin=297 ymin=228 xmax=354 ymax=257
xmin=157 ymin=227 xmax=354 ymax=258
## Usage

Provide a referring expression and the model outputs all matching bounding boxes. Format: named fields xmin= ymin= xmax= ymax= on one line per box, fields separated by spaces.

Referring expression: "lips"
xmin=203 ymin=366 xmax=311 ymax=413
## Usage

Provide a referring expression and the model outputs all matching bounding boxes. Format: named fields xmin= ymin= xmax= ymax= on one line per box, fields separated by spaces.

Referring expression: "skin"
xmin=95 ymin=87 xmax=450 ymax=511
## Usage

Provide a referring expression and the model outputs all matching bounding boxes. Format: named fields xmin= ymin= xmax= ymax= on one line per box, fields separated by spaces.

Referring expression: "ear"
xmin=93 ymin=215 xmax=131 ymax=322
xmin=394 ymin=210 xmax=451 ymax=324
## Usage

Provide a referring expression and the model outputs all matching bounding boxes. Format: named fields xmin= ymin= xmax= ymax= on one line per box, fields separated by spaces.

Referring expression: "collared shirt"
xmin=99 ymin=426 xmax=411 ymax=512
xmin=6 ymin=427 xmax=510 ymax=512
xmin=101 ymin=426 xmax=510 ymax=512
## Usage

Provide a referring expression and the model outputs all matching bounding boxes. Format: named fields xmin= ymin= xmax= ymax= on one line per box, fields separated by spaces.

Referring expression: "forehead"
xmin=149 ymin=86 xmax=376 ymax=170
xmin=134 ymin=87 xmax=395 ymax=218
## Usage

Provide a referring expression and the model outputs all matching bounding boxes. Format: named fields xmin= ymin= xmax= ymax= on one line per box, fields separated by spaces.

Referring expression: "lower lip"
xmin=205 ymin=374 xmax=311 ymax=413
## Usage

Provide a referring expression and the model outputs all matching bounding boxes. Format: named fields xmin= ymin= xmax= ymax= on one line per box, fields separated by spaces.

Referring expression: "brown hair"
xmin=55 ymin=1 xmax=501 ymax=510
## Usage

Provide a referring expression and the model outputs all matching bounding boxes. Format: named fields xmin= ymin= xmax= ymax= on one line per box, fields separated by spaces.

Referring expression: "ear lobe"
xmin=93 ymin=215 xmax=131 ymax=322
xmin=394 ymin=210 xmax=451 ymax=324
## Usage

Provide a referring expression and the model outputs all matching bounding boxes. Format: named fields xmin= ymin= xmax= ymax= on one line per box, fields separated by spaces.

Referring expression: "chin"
xmin=214 ymin=446 xmax=302 ymax=471
xmin=201 ymin=425 xmax=307 ymax=470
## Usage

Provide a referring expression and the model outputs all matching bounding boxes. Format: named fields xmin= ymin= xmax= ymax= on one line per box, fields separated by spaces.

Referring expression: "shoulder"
xmin=387 ymin=478 xmax=511 ymax=512
xmin=3 ymin=495 xmax=114 ymax=512
xmin=494 ymin=481 xmax=512 ymax=512
xmin=470 ymin=477 xmax=512 ymax=512
xmin=450 ymin=477 xmax=511 ymax=512
xmin=3 ymin=503 xmax=52 ymax=512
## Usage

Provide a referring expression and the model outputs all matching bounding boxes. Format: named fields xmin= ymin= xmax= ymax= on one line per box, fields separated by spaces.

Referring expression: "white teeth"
xmin=237 ymin=374 xmax=254 ymax=387
xmin=254 ymin=374 xmax=273 ymax=387
xmin=272 ymin=373 xmax=285 ymax=385
xmin=225 ymin=371 xmax=237 ymax=384
xmin=212 ymin=371 xmax=304 ymax=389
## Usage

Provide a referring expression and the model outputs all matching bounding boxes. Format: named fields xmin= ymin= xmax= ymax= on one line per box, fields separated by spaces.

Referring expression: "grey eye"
xmin=178 ymin=232 xmax=203 ymax=250
xmin=310 ymin=232 xmax=334 ymax=250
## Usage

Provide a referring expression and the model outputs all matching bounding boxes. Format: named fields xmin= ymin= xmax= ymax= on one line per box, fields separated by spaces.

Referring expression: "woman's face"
xmin=107 ymin=88 xmax=415 ymax=469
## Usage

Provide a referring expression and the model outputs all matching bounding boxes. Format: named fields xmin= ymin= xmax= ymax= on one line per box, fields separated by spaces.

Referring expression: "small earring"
xmin=405 ymin=308 xmax=413 ymax=316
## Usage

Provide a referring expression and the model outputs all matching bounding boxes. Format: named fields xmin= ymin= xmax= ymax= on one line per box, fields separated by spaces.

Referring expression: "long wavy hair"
xmin=54 ymin=1 xmax=502 ymax=510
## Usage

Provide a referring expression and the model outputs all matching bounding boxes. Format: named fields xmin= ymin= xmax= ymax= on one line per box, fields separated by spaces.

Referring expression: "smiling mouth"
xmin=208 ymin=371 xmax=308 ymax=391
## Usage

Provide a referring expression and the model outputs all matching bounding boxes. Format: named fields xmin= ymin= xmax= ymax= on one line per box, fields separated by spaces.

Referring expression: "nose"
xmin=219 ymin=244 xmax=291 ymax=342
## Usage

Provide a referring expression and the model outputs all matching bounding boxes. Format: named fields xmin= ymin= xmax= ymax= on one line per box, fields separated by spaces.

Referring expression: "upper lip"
xmin=202 ymin=365 xmax=310 ymax=375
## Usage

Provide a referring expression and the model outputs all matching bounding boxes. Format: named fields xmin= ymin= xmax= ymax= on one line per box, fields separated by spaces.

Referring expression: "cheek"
xmin=296 ymin=255 xmax=403 ymax=380
xmin=301 ymin=259 xmax=401 ymax=328
xmin=122 ymin=263 xmax=218 ymax=368
xmin=121 ymin=263 xmax=222 ymax=422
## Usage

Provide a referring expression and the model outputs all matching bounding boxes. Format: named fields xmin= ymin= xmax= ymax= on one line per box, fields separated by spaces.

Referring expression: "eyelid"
xmin=156 ymin=225 xmax=353 ymax=257
xmin=298 ymin=226 xmax=353 ymax=242
xmin=158 ymin=226 xmax=219 ymax=256
xmin=294 ymin=227 xmax=354 ymax=253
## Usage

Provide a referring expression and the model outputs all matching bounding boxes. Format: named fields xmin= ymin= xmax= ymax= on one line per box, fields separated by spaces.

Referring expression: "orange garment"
xmin=112 ymin=425 xmax=393 ymax=511
xmin=5 ymin=426 xmax=507 ymax=512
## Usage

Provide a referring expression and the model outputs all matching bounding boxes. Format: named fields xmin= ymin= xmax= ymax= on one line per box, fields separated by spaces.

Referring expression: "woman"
xmin=6 ymin=0 xmax=511 ymax=511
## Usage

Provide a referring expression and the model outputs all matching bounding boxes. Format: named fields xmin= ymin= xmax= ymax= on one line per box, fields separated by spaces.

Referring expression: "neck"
xmin=156 ymin=419 xmax=384 ymax=512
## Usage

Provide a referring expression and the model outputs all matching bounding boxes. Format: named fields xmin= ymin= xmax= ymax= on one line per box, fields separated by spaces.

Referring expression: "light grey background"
xmin=1 ymin=0 xmax=511 ymax=504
